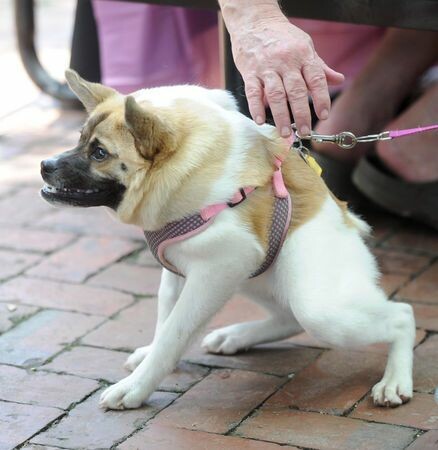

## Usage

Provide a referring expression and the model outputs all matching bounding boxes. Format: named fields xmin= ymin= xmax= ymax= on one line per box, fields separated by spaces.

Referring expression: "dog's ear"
xmin=65 ymin=69 xmax=117 ymax=113
xmin=124 ymin=96 xmax=176 ymax=161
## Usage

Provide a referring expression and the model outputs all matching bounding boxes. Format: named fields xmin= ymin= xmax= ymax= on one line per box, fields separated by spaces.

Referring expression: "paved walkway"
xmin=1 ymin=2 xmax=437 ymax=449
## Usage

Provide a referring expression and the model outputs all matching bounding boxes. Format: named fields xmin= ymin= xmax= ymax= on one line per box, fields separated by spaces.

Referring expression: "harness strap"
xmin=144 ymin=142 xmax=292 ymax=278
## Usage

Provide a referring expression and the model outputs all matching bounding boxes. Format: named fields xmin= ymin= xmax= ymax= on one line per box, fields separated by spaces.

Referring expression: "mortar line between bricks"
xmin=110 ymin=366 xmax=213 ymax=449
xmin=19 ymin=273 xmax=157 ymax=300
xmin=402 ymin=430 xmax=427 ymax=450
xmin=80 ymin=243 xmax=146 ymax=285
xmin=15 ymin=384 xmax=103 ymax=450
xmin=16 ymin=235 xmax=143 ymax=284
xmin=0 ymin=296 xmax=147 ymax=319
xmin=0 ymin=306 xmax=42 ymax=337
xmin=0 ymin=253 xmax=48 ymax=285
xmin=390 ymin=255 xmax=438 ymax=299
xmin=30 ymin=295 xmax=149 ymax=367
xmin=225 ymin=373 xmax=294 ymax=437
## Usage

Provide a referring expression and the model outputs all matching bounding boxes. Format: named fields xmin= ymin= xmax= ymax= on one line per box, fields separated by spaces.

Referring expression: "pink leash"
xmin=388 ymin=124 xmax=438 ymax=138
xmin=293 ymin=123 xmax=438 ymax=150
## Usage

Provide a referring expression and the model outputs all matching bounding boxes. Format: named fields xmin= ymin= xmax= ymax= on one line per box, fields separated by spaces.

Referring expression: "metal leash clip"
xmin=291 ymin=124 xmax=392 ymax=150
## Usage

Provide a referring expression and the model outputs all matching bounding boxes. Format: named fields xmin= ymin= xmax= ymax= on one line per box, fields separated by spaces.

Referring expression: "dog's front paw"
xmin=202 ymin=328 xmax=244 ymax=355
xmin=372 ymin=374 xmax=413 ymax=407
xmin=99 ymin=376 xmax=148 ymax=410
xmin=124 ymin=345 xmax=151 ymax=372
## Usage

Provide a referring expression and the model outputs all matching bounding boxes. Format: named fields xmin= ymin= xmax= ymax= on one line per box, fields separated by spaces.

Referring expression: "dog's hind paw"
xmin=124 ymin=345 xmax=151 ymax=372
xmin=371 ymin=375 xmax=413 ymax=407
xmin=99 ymin=376 xmax=147 ymax=410
xmin=202 ymin=329 xmax=244 ymax=355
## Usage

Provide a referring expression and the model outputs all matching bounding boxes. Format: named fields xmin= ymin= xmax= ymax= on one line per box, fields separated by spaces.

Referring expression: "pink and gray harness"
xmin=144 ymin=154 xmax=291 ymax=278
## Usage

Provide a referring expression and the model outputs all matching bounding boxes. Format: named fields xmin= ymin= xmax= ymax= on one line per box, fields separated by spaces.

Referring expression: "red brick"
xmin=0 ymin=301 xmax=38 ymax=333
xmin=385 ymin=226 xmax=438 ymax=255
xmin=397 ymin=262 xmax=438 ymax=304
xmin=87 ymin=262 xmax=161 ymax=296
xmin=411 ymin=303 xmax=438 ymax=331
xmin=266 ymin=350 xmax=386 ymax=415
xmin=22 ymin=445 xmax=61 ymax=450
xmin=31 ymin=390 xmax=176 ymax=449
xmin=406 ymin=431 xmax=438 ymax=450
xmin=35 ymin=207 xmax=143 ymax=240
xmin=44 ymin=346 xmax=208 ymax=392
xmin=381 ymin=273 xmax=410 ymax=297
xmin=351 ymin=393 xmax=438 ymax=430
xmin=26 ymin=236 xmax=141 ymax=282
xmin=0 ymin=400 xmax=62 ymax=449
xmin=0 ymin=364 xmax=98 ymax=409
xmin=0 ymin=226 xmax=75 ymax=253
xmin=0 ymin=249 xmax=40 ymax=281
xmin=119 ymin=424 xmax=291 ymax=450
xmin=0 ymin=309 xmax=103 ymax=366
xmin=82 ymin=299 xmax=157 ymax=350
xmin=154 ymin=369 xmax=284 ymax=434
xmin=414 ymin=335 xmax=438 ymax=393
xmin=373 ymin=248 xmax=431 ymax=275
xmin=0 ymin=187 xmax=55 ymax=225
xmin=0 ymin=276 xmax=134 ymax=316
xmin=235 ymin=408 xmax=417 ymax=450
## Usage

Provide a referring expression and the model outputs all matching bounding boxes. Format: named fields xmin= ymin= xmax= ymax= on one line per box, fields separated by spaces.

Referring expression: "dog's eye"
xmin=91 ymin=147 xmax=109 ymax=162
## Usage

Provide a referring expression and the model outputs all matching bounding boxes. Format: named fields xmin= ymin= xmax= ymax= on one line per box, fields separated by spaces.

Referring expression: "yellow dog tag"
xmin=304 ymin=154 xmax=323 ymax=177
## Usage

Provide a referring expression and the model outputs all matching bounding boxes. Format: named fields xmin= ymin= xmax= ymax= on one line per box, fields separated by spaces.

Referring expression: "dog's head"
xmin=40 ymin=70 xmax=187 ymax=222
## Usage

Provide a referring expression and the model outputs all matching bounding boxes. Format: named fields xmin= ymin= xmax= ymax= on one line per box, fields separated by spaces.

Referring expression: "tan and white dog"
xmin=40 ymin=70 xmax=415 ymax=410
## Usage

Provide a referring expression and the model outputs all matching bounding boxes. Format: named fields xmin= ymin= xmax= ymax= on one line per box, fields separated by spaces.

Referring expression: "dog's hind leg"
xmin=291 ymin=288 xmax=415 ymax=407
xmin=278 ymin=202 xmax=416 ymax=407
xmin=125 ymin=270 xmax=184 ymax=371
xmin=202 ymin=295 xmax=302 ymax=355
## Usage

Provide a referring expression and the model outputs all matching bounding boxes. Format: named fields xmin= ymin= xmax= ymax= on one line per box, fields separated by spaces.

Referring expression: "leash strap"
xmin=292 ymin=123 xmax=438 ymax=150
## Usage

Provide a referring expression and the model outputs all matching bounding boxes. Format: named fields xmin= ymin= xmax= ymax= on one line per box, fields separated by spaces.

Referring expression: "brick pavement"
xmin=1 ymin=3 xmax=438 ymax=448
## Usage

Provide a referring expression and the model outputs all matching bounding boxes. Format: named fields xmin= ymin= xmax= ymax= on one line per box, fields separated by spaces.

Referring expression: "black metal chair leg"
xmin=14 ymin=0 xmax=78 ymax=105
xmin=70 ymin=0 xmax=101 ymax=83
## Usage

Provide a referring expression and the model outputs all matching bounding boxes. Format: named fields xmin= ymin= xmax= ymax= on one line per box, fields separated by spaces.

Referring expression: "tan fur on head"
xmin=124 ymin=96 xmax=177 ymax=162
xmin=65 ymin=69 xmax=118 ymax=113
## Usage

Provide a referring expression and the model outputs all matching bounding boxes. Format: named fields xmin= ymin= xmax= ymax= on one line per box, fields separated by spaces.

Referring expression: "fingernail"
xmin=255 ymin=116 xmax=264 ymax=125
xmin=281 ymin=127 xmax=291 ymax=137
xmin=320 ymin=109 xmax=329 ymax=120
xmin=300 ymin=126 xmax=310 ymax=136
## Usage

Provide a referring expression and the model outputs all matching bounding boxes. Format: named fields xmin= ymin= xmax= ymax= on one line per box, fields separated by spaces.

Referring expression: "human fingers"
xmin=263 ymin=71 xmax=293 ymax=137
xmin=244 ymin=76 xmax=266 ymax=125
xmin=302 ymin=60 xmax=331 ymax=121
xmin=282 ymin=72 xmax=311 ymax=136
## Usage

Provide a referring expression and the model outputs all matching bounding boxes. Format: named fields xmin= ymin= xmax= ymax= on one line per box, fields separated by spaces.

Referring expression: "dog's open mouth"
xmin=40 ymin=180 xmax=126 ymax=209
xmin=42 ymin=183 xmax=101 ymax=197
xmin=40 ymin=183 xmax=106 ymax=207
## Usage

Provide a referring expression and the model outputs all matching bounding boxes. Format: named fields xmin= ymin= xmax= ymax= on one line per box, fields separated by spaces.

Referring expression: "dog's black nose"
xmin=41 ymin=159 xmax=57 ymax=175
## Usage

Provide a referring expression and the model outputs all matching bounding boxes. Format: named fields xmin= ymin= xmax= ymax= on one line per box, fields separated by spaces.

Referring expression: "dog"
xmin=40 ymin=69 xmax=415 ymax=410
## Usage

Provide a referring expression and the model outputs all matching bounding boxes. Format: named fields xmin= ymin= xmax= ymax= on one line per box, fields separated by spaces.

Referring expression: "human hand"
xmin=229 ymin=16 xmax=345 ymax=137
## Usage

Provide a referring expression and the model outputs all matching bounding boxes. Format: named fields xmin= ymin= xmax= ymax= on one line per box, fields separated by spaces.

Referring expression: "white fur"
xmin=99 ymin=87 xmax=415 ymax=410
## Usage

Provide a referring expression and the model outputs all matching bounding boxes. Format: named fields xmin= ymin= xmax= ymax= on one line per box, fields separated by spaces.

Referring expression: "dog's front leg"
xmin=124 ymin=270 xmax=184 ymax=371
xmin=99 ymin=268 xmax=239 ymax=410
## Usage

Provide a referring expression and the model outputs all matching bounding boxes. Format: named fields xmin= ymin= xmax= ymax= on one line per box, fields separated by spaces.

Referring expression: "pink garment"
xmin=92 ymin=2 xmax=384 ymax=91
xmin=92 ymin=1 xmax=221 ymax=91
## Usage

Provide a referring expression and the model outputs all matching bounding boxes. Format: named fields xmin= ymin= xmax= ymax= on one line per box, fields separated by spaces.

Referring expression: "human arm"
xmin=218 ymin=0 xmax=345 ymax=137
